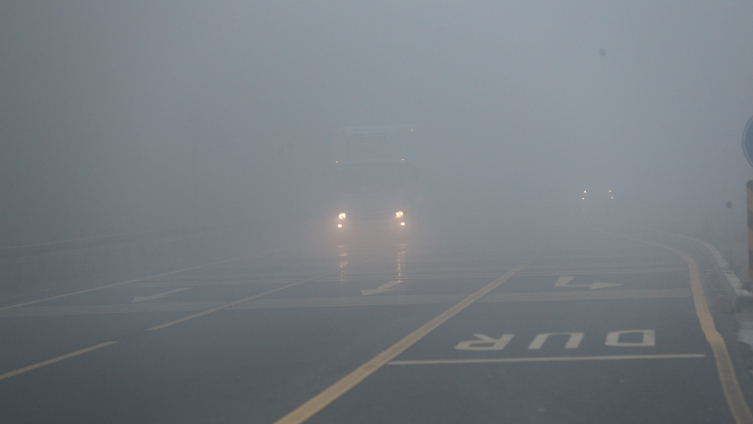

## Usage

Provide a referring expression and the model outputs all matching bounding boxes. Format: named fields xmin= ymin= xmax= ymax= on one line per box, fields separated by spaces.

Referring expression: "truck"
xmin=328 ymin=125 xmax=420 ymax=237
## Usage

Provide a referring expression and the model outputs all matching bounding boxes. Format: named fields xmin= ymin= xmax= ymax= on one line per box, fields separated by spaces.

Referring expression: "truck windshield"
xmin=332 ymin=162 xmax=409 ymax=193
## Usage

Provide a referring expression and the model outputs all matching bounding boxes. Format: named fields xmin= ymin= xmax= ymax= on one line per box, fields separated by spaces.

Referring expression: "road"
xmin=0 ymin=225 xmax=752 ymax=423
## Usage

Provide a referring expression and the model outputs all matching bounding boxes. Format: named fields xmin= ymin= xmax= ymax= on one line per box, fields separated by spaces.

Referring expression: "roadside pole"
xmin=748 ymin=181 xmax=753 ymax=283
xmin=742 ymin=116 xmax=753 ymax=285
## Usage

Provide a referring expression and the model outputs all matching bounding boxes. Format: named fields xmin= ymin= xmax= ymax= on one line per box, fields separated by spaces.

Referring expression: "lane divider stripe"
xmin=0 ymin=341 xmax=117 ymax=381
xmin=146 ymin=253 xmax=390 ymax=331
xmin=388 ymin=353 xmax=706 ymax=365
xmin=0 ymin=245 xmax=298 ymax=312
xmin=0 ymin=252 xmax=388 ymax=381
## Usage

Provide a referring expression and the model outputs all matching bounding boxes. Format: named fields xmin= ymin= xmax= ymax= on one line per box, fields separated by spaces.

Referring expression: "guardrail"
xmin=0 ymin=224 xmax=259 ymax=296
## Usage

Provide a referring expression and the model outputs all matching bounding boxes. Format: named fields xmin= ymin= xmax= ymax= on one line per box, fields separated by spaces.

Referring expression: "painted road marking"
xmin=554 ymin=276 xmax=621 ymax=289
xmin=272 ymin=263 xmax=527 ymax=424
xmin=554 ymin=277 xmax=622 ymax=289
xmin=0 ymin=341 xmax=117 ymax=381
xmin=478 ymin=288 xmax=689 ymax=302
xmin=529 ymin=332 xmax=584 ymax=349
xmin=361 ymin=280 xmax=403 ymax=296
xmin=519 ymin=268 xmax=684 ymax=276
xmin=131 ymin=287 xmax=190 ymax=303
xmin=0 ymin=245 xmax=297 ymax=311
xmin=455 ymin=334 xmax=515 ymax=351
xmin=606 ymin=329 xmax=655 ymax=347
xmin=387 ymin=354 xmax=706 ymax=366
xmin=455 ymin=330 xmax=655 ymax=351
xmin=147 ymin=253 xmax=390 ymax=331
xmin=0 ymin=289 xmax=692 ymax=317
xmin=0 ymin=253 xmax=390 ymax=381
xmin=598 ymin=228 xmax=753 ymax=424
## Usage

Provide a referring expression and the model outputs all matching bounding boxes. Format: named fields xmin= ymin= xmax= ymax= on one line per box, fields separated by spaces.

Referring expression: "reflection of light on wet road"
xmin=396 ymin=246 xmax=406 ymax=282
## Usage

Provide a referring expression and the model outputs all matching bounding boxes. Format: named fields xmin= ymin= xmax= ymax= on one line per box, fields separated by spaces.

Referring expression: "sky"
xmin=1 ymin=1 xmax=753 ymax=246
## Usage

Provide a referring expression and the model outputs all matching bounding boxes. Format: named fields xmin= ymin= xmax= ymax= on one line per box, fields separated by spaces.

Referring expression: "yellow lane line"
xmin=0 ymin=341 xmax=117 ymax=381
xmin=0 ymin=245 xmax=296 ymax=312
xmin=598 ymin=228 xmax=753 ymax=424
xmin=272 ymin=263 xmax=527 ymax=424
xmin=388 ymin=353 xmax=706 ymax=365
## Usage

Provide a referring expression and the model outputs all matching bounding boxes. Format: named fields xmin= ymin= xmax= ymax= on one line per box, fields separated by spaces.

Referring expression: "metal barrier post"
xmin=747 ymin=180 xmax=753 ymax=283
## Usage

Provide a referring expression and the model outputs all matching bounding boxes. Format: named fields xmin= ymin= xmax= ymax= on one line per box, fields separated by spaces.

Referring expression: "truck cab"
xmin=329 ymin=125 xmax=419 ymax=237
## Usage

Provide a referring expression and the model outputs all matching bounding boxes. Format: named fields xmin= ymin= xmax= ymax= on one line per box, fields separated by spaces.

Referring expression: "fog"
xmin=2 ymin=1 xmax=753 ymax=247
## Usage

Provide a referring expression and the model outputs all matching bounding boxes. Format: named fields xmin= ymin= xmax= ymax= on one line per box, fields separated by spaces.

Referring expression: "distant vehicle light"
xmin=337 ymin=224 xmax=342 ymax=228
xmin=611 ymin=197 xmax=614 ymax=199
xmin=339 ymin=213 xmax=346 ymax=220
xmin=400 ymin=222 xmax=405 ymax=226
xmin=582 ymin=197 xmax=585 ymax=200
xmin=608 ymin=190 xmax=612 ymax=193
xmin=395 ymin=211 xmax=404 ymax=218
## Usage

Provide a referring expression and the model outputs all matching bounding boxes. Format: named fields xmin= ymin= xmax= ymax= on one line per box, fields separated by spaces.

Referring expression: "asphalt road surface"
xmin=1 ymin=225 xmax=752 ymax=423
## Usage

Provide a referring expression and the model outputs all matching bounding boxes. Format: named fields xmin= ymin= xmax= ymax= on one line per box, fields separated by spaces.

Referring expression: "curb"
xmin=703 ymin=242 xmax=753 ymax=311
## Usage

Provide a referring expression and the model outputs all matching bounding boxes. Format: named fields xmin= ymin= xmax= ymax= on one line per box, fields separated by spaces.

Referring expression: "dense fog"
xmin=2 ymin=1 xmax=753 ymax=247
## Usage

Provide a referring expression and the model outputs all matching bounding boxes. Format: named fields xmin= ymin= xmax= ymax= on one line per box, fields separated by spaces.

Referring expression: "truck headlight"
xmin=395 ymin=211 xmax=403 ymax=218
xmin=339 ymin=213 xmax=346 ymax=220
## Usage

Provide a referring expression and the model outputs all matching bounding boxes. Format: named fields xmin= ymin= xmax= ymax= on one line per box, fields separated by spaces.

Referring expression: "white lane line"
xmin=361 ymin=280 xmax=403 ymax=295
xmin=387 ymin=353 xmax=707 ymax=365
xmin=0 ymin=289 xmax=691 ymax=317
xmin=131 ymin=288 xmax=191 ymax=303
xmin=554 ymin=276 xmax=621 ymax=289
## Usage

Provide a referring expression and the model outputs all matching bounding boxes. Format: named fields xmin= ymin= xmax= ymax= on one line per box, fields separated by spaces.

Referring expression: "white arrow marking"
xmin=132 ymin=288 xmax=191 ymax=303
xmin=554 ymin=276 xmax=621 ymax=290
xmin=361 ymin=280 xmax=403 ymax=296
